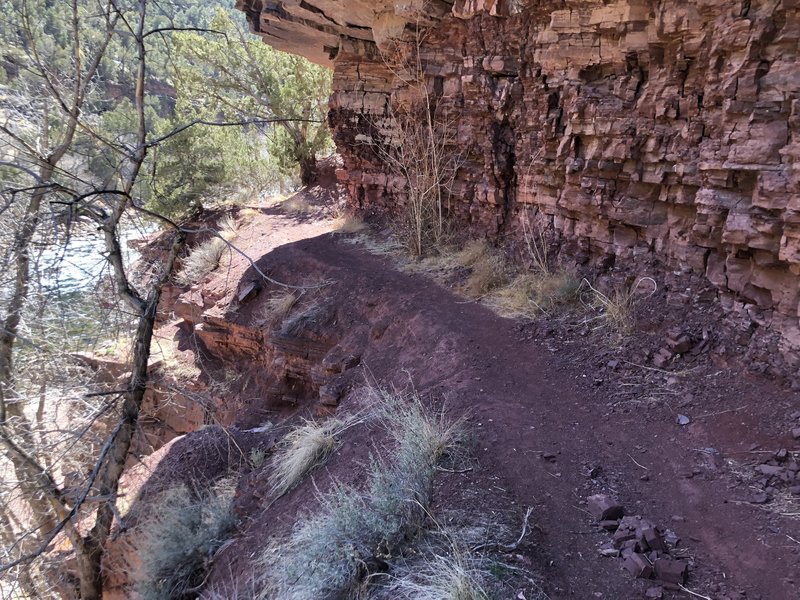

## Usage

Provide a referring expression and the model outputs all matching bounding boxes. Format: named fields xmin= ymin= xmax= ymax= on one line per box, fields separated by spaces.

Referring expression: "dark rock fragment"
xmin=646 ymin=586 xmax=664 ymax=599
xmin=587 ymin=494 xmax=624 ymax=521
xmin=622 ymin=553 xmax=653 ymax=579
xmin=600 ymin=519 xmax=620 ymax=531
xmin=756 ymin=464 xmax=784 ymax=477
xmin=642 ymin=527 xmax=667 ymax=553
xmin=653 ymin=557 xmax=688 ymax=586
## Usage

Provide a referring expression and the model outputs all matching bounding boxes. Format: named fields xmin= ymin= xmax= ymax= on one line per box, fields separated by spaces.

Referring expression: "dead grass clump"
xmin=268 ymin=418 xmax=350 ymax=497
xmin=334 ymin=212 xmax=367 ymax=234
xmin=175 ymin=216 xmax=238 ymax=286
xmin=429 ymin=240 xmax=510 ymax=298
xmin=372 ymin=507 xmax=543 ymax=600
xmin=490 ymin=270 xmax=580 ymax=318
xmin=463 ymin=249 xmax=507 ymax=298
xmin=583 ymin=277 xmax=657 ymax=335
xmin=281 ymin=195 xmax=313 ymax=214
xmin=385 ymin=551 xmax=491 ymax=600
xmin=237 ymin=207 xmax=260 ymax=220
xmin=258 ymin=391 xmax=465 ymax=599
xmin=255 ymin=291 xmax=298 ymax=328
xmin=151 ymin=338 xmax=202 ymax=381
xmin=135 ymin=480 xmax=236 ymax=600
xmin=455 ymin=239 xmax=492 ymax=269
xmin=342 ymin=232 xmax=404 ymax=257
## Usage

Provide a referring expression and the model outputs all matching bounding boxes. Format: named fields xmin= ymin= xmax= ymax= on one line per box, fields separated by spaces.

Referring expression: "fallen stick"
xmin=678 ymin=584 xmax=713 ymax=599
xmin=628 ymin=453 xmax=650 ymax=470
xmin=472 ymin=507 xmax=534 ymax=553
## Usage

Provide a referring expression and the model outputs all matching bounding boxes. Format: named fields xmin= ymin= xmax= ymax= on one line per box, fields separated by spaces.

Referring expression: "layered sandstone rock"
xmin=239 ymin=0 xmax=800 ymax=370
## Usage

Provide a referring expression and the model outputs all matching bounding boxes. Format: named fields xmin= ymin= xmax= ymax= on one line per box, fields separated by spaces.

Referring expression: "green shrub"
xmin=135 ymin=480 xmax=236 ymax=600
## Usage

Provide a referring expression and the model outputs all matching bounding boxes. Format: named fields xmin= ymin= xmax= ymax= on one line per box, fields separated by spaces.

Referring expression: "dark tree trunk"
xmin=298 ymin=153 xmax=317 ymax=186
xmin=77 ymin=230 xmax=184 ymax=600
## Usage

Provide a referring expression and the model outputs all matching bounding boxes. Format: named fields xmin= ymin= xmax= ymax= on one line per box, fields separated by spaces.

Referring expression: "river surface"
xmin=39 ymin=222 xmax=155 ymax=294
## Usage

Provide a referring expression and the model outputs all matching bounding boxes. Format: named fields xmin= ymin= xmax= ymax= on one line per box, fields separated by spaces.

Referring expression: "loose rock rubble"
xmin=750 ymin=449 xmax=800 ymax=502
xmin=589 ymin=494 xmax=690 ymax=595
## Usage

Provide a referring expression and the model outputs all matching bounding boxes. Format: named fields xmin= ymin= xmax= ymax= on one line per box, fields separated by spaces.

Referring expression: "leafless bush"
xmin=366 ymin=23 xmax=463 ymax=257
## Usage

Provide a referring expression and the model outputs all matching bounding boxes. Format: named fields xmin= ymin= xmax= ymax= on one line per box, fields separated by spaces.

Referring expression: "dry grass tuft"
xmin=368 ymin=388 xmax=468 ymax=465
xmin=462 ymin=246 xmax=507 ymax=298
xmin=521 ymin=216 xmax=550 ymax=275
xmin=175 ymin=216 xmax=238 ymax=287
xmin=258 ymin=390 xmax=465 ymax=599
xmin=342 ymin=232 xmax=404 ymax=257
xmin=151 ymin=338 xmax=202 ymax=381
xmin=237 ymin=207 xmax=261 ymax=220
xmin=281 ymin=195 xmax=313 ymax=214
xmin=583 ymin=277 xmax=657 ymax=335
xmin=413 ymin=240 xmax=509 ymax=299
xmin=489 ymin=270 xmax=579 ymax=318
xmin=472 ymin=218 xmax=580 ymax=318
xmin=255 ymin=291 xmax=299 ymax=328
xmin=268 ymin=418 xmax=352 ymax=498
xmin=334 ymin=212 xmax=368 ymax=234
xmin=455 ymin=239 xmax=492 ymax=269
xmin=386 ymin=551 xmax=491 ymax=600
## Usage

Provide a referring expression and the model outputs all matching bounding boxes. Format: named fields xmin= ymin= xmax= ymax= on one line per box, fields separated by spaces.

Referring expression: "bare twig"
xmin=621 ymin=359 xmax=678 ymax=375
xmin=695 ymin=406 xmax=747 ymax=419
xmin=435 ymin=466 xmax=473 ymax=474
xmin=627 ymin=453 xmax=650 ymax=470
xmin=678 ymin=584 xmax=713 ymax=599
xmin=472 ymin=507 xmax=534 ymax=552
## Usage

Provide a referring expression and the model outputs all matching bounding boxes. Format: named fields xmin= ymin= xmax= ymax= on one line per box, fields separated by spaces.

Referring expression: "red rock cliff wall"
xmin=238 ymin=0 xmax=800 ymax=369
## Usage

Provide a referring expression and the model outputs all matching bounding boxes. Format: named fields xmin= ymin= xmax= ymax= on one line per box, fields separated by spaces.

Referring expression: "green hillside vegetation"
xmin=0 ymin=0 xmax=333 ymax=597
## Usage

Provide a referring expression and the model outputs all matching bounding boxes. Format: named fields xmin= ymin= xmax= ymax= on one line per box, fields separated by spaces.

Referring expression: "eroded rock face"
xmin=240 ymin=0 xmax=800 ymax=370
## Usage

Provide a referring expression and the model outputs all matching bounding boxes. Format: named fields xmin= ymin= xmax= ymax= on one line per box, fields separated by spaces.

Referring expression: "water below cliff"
xmin=39 ymin=222 xmax=153 ymax=295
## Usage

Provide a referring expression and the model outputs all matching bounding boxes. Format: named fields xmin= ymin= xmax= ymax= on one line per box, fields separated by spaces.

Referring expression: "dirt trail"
xmin=243 ymin=230 xmax=798 ymax=600
xmin=124 ymin=186 xmax=799 ymax=599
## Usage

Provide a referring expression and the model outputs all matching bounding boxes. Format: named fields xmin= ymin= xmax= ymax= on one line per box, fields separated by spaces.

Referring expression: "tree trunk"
xmin=76 ymin=231 xmax=184 ymax=600
xmin=0 ymin=180 xmax=48 ymax=418
xmin=0 ymin=508 xmax=41 ymax=598
xmin=297 ymin=152 xmax=317 ymax=186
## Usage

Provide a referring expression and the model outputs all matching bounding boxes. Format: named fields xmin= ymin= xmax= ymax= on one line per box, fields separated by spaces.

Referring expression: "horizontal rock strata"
xmin=238 ymin=0 xmax=800 ymax=372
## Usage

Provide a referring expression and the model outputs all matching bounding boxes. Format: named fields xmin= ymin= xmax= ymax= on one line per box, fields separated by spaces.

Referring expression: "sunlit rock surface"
xmin=238 ymin=0 xmax=800 ymax=371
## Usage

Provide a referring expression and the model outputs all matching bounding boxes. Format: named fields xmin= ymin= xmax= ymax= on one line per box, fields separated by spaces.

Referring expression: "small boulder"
xmin=587 ymin=494 xmax=625 ymax=521
xmin=653 ymin=558 xmax=688 ymax=586
xmin=622 ymin=553 xmax=653 ymax=579
xmin=646 ymin=586 xmax=664 ymax=599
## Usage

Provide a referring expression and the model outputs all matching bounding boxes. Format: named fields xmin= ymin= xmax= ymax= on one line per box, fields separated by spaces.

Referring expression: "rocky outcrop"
xmin=239 ymin=0 xmax=800 ymax=371
xmin=176 ymin=293 xmax=364 ymax=423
